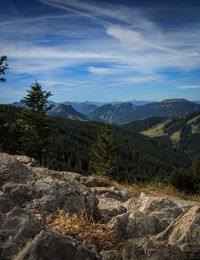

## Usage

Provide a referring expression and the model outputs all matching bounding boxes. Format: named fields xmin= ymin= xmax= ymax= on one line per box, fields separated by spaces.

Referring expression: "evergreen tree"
xmin=170 ymin=167 xmax=195 ymax=193
xmin=0 ymin=56 xmax=9 ymax=146
xmin=90 ymin=124 xmax=116 ymax=178
xmin=0 ymin=56 xmax=9 ymax=83
xmin=17 ymin=81 xmax=53 ymax=164
xmin=191 ymin=156 xmax=200 ymax=192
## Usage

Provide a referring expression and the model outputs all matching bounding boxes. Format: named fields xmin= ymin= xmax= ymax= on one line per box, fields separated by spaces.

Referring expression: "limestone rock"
xmin=15 ymin=155 xmax=38 ymax=167
xmin=1 ymin=152 xmax=200 ymax=260
xmin=101 ymin=250 xmax=123 ymax=260
xmin=0 ymin=207 xmax=41 ymax=259
xmin=122 ymin=237 xmax=187 ymax=260
xmin=108 ymin=211 xmax=162 ymax=242
xmin=80 ymin=176 xmax=105 ymax=187
xmin=0 ymin=207 xmax=100 ymax=260
xmin=156 ymin=206 xmax=200 ymax=256
xmin=139 ymin=196 xmax=183 ymax=227
xmin=15 ymin=230 xmax=101 ymax=260
xmin=0 ymin=153 xmax=97 ymax=216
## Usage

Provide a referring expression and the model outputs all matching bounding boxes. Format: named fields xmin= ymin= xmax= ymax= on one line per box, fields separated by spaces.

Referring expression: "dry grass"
xmin=123 ymin=181 xmax=200 ymax=202
xmin=141 ymin=120 xmax=170 ymax=138
xmin=170 ymin=130 xmax=181 ymax=143
xmin=91 ymin=173 xmax=115 ymax=186
xmin=35 ymin=209 xmax=116 ymax=250
xmin=92 ymin=173 xmax=200 ymax=202
xmin=187 ymin=114 xmax=200 ymax=125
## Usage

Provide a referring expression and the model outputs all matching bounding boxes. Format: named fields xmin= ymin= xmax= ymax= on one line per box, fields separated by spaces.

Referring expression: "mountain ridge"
xmin=47 ymin=104 xmax=88 ymax=121
xmin=9 ymin=99 xmax=200 ymax=123
xmin=88 ymin=99 xmax=200 ymax=124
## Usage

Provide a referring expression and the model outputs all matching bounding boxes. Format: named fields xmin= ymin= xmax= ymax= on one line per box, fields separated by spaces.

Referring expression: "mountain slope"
xmin=88 ymin=102 xmax=137 ymax=124
xmin=137 ymin=99 xmax=200 ymax=118
xmin=48 ymin=104 xmax=88 ymax=121
xmin=60 ymin=101 xmax=98 ymax=115
xmin=123 ymin=112 xmax=200 ymax=156
xmin=124 ymin=117 xmax=167 ymax=132
xmin=46 ymin=116 xmax=191 ymax=182
xmin=88 ymin=99 xmax=200 ymax=124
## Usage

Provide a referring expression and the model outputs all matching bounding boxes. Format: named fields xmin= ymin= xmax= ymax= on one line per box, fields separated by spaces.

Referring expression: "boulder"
xmin=0 ymin=153 xmax=97 ymax=216
xmin=138 ymin=195 xmax=183 ymax=228
xmin=122 ymin=237 xmax=187 ymax=260
xmin=0 ymin=207 xmax=41 ymax=259
xmin=15 ymin=230 xmax=101 ymax=260
xmin=108 ymin=211 xmax=162 ymax=242
xmin=156 ymin=206 xmax=200 ymax=256
xmin=0 ymin=207 xmax=100 ymax=260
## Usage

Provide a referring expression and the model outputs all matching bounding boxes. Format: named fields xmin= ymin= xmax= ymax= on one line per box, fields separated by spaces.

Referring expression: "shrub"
xmin=170 ymin=167 xmax=195 ymax=193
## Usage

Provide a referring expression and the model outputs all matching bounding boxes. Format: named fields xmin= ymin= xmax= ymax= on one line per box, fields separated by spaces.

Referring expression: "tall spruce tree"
xmin=0 ymin=56 xmax=9 ymax=83
xmin=90 ymin=124 xmax=116 ymax=178
xmin=17 ymin=81 xmax=53 ymax=164
xmin=0 ymin=56 xmax=9 ymax=151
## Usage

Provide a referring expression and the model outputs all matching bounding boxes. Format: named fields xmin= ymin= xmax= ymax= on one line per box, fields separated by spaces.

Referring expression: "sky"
xmin=0 ymin=0 xmax=200 ymax=103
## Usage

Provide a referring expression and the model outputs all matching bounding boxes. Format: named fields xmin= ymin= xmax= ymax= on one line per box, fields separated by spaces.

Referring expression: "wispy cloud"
xmin=1 ymin=0 xmax=200 ymax=102
xmin=118 ymin=75 xmax=165 ymax=84
xmin=1 ymin=0 xmax=200 ymax=75
xmin=178 ymin=85 xmax=200 ymax=89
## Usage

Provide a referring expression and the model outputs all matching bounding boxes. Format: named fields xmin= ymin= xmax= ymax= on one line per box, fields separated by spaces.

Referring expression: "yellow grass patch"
xmin=170 ymin=130 xmax=181 ymax=143
xmin=187 ymin=114 xmax=200 ymax=125
xmin=141 ymin=120 xmax=170 ymax=138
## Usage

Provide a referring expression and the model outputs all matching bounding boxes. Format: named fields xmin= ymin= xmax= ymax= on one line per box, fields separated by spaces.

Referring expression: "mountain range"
xmin=11 ymin=99 xmax=200 ymax=124
xmin=88 ymin=99 xmax=200 ymax=124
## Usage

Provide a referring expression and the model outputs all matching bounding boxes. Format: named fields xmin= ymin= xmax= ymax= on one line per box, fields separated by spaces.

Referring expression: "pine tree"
xmin=90 ymin=124 xmax=116 ymax=178
xmin=191 ymin=156 xmax=200 ymax=192
xmin=17 ymin=81 xmax=53 ymax=164
xmin=0 ymin=56 xmax=9 ymax=83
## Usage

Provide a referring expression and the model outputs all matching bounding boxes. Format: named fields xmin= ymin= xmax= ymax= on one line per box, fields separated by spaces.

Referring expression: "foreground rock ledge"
xmin=0 ymin=153 xmax=200 ymax=260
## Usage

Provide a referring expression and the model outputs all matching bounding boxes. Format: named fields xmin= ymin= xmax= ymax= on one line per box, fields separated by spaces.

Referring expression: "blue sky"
xmin=0 ymin=0 xmax=200 ymax=103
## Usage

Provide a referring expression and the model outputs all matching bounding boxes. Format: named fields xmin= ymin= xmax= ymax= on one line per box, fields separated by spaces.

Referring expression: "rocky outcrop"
xmin=0 ymin=153 xmax=200 ymax=260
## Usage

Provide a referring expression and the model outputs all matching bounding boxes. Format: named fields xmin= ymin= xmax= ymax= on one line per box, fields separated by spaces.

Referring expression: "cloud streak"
xmin=178 ymin=85 xmax=200 ymax=89
xmin=1 ymin=0 xmax=200 ymax=102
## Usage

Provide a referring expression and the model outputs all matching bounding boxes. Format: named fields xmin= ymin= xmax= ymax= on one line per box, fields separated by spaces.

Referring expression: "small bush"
xmin=170 ymin=167 xmax=196 ymax=194
xmin=35 ymin=209 xmax=115 ymax=250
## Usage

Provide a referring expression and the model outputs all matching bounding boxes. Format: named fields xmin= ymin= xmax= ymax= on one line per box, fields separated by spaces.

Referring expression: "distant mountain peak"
xmin=161 ymin=98 xmax=187 ymax=103
xmin=48 ymin=104 xmax=88 ymax=121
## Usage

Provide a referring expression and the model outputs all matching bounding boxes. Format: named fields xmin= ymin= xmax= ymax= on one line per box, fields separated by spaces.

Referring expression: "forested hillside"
xmin=0 ymin=104 xmax=191 ymax=183
xmin=124 ymin=117 xmax=167 ymax=132
xmin=123 ymin=112 xmax=200 ymax=156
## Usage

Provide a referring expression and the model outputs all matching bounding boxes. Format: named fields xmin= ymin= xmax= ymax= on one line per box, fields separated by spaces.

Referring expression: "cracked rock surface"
xmin=0 ymin=153 xmax=200 ymax=260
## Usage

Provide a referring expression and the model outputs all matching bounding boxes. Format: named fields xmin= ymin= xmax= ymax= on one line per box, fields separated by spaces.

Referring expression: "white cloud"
xmin=40 ymin=79 xmax=87 ymax=87
xmin=177 ymin=85 xmax=200 ymax=89
xmin=1 ymin=0 xmax=200 ymax=101
xmin=87 ymin=66 xmax=130 ymax=75
xmin=107 ymin=26 xmax=144 ymax=47
xmin=118 ymin=75 xmax=165 ymax=84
